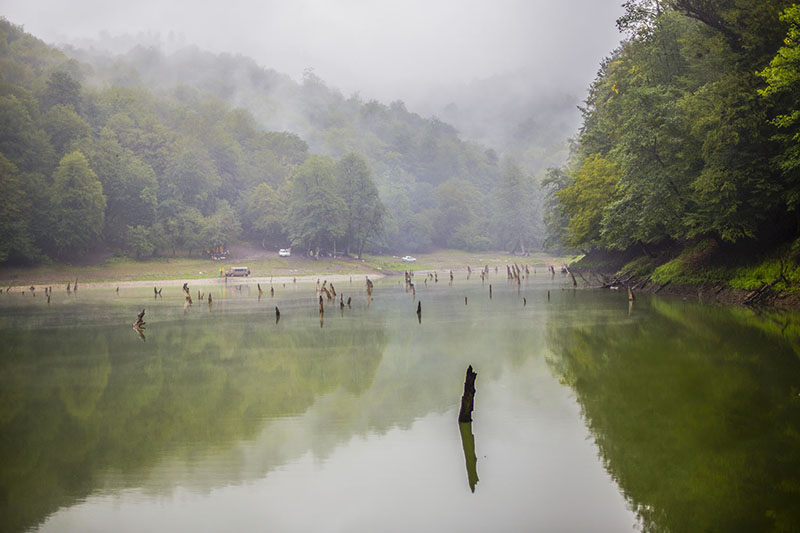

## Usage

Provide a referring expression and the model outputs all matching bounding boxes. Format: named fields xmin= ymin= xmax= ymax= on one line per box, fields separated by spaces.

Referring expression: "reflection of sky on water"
xmin=12 ymin=276 xmax=799 ymax=531
xmin=41 ymin=355 xmax=635 ymax=532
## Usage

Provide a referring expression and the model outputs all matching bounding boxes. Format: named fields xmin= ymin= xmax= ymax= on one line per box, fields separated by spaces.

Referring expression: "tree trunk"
xmin=458 ymin=365 xmax=477 ymax=423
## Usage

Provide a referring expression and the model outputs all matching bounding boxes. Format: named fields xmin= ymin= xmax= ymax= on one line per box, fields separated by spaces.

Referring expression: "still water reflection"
xmin=1 ymin=276 xmax=799 ymax=531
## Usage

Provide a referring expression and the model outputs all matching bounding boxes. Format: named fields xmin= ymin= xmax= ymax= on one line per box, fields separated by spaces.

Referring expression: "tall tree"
xmin=49 ymin=151 xmax=106 ymax=257
xmin=245 ymin=183 xmax=286 ymax=247
xmin=494 ymin=161 xmax=540 ymax=254
xmin=335 ymin=153 xmax=385 ymax=258
xmin=433 ymin=179 xmax=488 ymax=250
xmin=0 ymin=94 xmax=56 ymax=174
xmin=201 ymin=200 xmax=242 ymax=252
xmin=541 ymin=167 xmax=572 ymax=250
xmin=556 ymin=154 xmax=620 ymax=249
xmin=41 ymin=104 xmax=90 ymax=156
xmin=758 ymin=4 xmax=800 ymax=216
xmin=285 ymin=155 xmax=346 ymax=255
xmin=163 ymin=140 xmax=221 ymax=211
xmin=76 ymin=128 xmax=158 ymax=247
xmin=42 ymin=71 xmax=81 ymax=110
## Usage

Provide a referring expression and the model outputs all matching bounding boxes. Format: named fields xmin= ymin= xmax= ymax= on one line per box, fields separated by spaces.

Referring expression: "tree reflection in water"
xmin=546 ymin=298 xmax=800 ymax=532
xmin=459 ymin=422 xmax=479 ymax=493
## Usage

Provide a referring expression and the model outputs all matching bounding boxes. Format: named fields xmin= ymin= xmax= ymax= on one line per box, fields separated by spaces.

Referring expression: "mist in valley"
xmin=3 ymin=0 xmax=623 ymax=157
xmin=0 ymin=1 xmax=625 ymax=262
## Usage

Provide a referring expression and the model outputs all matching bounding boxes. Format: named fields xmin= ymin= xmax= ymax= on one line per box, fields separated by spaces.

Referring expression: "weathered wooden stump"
xmin=133 ymin=309 xmax=146 ymax=329
xmin=458 ymin=365 xmax=477 ymax=423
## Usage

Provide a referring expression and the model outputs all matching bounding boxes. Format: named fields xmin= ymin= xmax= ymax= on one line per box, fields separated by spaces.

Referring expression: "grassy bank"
xmin=0 ymin=250 xmax=581 ymax=287
xmin=570 ymin=239 xmax=800 ymax=305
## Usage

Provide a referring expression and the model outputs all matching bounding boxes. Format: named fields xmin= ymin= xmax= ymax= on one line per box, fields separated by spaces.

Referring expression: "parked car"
xmin=278 ymin=249 xmax=291 ymax=257
xmin=402 ymin=255 xmax=417 ymax=262
xmin=226 ymin=266 xmax=251 ymax=277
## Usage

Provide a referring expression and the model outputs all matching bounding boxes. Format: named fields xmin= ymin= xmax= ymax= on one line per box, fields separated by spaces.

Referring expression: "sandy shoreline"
xmin=5 ymin=273 xmax=387 ymax=291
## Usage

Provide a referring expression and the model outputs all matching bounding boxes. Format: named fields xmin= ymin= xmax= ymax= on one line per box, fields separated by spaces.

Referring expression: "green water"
xmin=1 ymin=275 xmax=799 ymax=532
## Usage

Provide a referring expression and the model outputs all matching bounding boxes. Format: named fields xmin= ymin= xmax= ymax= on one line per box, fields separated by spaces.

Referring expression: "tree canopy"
xmin=0 ymin=18 xmax=553 ymax=263
xmin=547 ymin=0 xmax=800 ymax=253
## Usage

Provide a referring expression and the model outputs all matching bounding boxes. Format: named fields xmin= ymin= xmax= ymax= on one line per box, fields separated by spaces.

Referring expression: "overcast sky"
xmin=2 ymin=0 xmax=624 ymax=104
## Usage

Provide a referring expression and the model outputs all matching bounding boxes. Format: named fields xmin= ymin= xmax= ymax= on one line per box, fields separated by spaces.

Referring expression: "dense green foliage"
xmin=0 ymin=19 xmax=553 ymax=264
xmin=0 ymin=20 xmax=559 ymax=264
xmin=549 ymin=1 xmax=800 ymax=255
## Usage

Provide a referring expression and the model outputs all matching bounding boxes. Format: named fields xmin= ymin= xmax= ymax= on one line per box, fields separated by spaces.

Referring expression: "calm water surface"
xmin=1 ymin=274 xmax=799 ymax=532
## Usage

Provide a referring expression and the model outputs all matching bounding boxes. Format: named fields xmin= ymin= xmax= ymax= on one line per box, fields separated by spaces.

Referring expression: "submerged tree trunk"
xmin=458 ymin=365 xmax=477 ymax=423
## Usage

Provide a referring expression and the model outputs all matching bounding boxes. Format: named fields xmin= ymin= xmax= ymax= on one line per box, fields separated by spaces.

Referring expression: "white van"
xmin=227 ymin=266 xmax=251 ymax=277
xmin=279 ymin=249 xmax=291 ymax=257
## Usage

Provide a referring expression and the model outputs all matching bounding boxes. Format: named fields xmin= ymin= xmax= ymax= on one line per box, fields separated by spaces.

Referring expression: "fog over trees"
xmin=4 ymin=1 xmax=797 ymax=266
xmin=0 ymin=0 xmax=624 ymax=263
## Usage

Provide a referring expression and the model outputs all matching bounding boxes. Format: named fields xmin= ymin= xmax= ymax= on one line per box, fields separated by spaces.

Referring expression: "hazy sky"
xmin=2 ymin=0 xmax=624 ymax=103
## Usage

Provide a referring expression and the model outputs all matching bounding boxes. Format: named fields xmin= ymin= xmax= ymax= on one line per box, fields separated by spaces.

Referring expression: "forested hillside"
xmin=0 ymin=19 xmax=545 ymax=264
xmin=546 ymin=0 xmax=800 ymax=293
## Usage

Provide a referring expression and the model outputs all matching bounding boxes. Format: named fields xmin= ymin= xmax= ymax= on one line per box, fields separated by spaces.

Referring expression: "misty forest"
xmin=0 ymin=1 xmax=798 ymax=281
xmin=0 ymin=17 xmax=547 ymax=263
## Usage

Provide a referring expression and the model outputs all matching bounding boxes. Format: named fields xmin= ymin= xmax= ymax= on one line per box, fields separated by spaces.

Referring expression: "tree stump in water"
xmin=458 ymin=365 xmax=477 ymax=423
xmin=133 ymin=309 xmax=146 ymax=329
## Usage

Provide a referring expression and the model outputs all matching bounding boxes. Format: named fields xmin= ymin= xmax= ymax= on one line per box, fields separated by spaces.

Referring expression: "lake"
xmin=1 ymin=273 xmax=799 ymax=532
